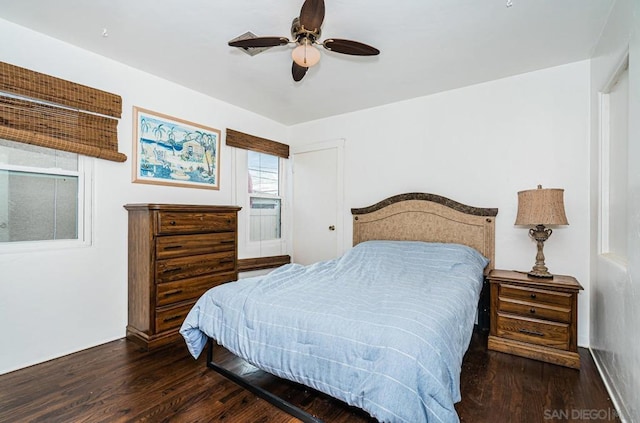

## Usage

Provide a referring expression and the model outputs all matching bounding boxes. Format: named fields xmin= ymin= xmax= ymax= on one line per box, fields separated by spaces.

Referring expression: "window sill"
xmin=0 ymin=238 xmax=91 ymax=254
xmin=237 ymin=255 xmax=291 ymax=272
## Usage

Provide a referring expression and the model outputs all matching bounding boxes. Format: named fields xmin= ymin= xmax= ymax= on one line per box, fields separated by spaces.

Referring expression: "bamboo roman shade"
xmin=0 ymin=61 xmax=126 ymax=162
xmin=226 ymin=128 xmax=289 ymax=158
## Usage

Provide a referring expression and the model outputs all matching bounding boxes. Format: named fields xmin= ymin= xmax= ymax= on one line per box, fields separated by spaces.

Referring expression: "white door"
xmin=292 ymin=140 xmax=344 ymax=265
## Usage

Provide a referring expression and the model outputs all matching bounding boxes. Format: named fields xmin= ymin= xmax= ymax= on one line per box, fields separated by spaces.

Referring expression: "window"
xmin=0 ymin=138 xmax=91 ymax=247
xmin=248 ymin=151 xmax=281 ymax=242
xmin=600 ymin=59 xmax=629 ymax=262
xmin=227 ymin=128 xmax=289 ymax=259
xmin=0 ymin=62 xmax=120 ymax=250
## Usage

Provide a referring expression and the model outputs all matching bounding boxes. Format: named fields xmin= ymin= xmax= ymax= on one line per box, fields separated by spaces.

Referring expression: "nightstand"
xmin=487 ymin=269 xmax=583 ymax=369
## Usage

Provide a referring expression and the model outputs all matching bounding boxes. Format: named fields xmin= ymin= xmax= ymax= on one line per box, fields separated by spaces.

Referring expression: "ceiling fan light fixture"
xmin=230 ymin=0 xmax=379 ymax=81
xmin=292 ymin=39 xmax=321 ymax=67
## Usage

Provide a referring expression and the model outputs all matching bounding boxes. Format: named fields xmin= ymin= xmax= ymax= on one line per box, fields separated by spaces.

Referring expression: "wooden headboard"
xmin=351 ymin=193 xmax=498 ymax=271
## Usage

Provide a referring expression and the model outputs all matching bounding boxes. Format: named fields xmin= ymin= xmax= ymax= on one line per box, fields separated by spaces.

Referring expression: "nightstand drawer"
xmin=501 ymin=284 xmax=572 ymax=307
xmin=498 ymin=297 xmax=571 ymax=323
xmin=496 ymin=313 xmax=569 ymax=350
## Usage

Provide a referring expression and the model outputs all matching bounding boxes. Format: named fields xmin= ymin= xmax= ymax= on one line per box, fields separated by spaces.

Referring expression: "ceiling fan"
xmin=228 ymin=0 xmax=380 ymax=82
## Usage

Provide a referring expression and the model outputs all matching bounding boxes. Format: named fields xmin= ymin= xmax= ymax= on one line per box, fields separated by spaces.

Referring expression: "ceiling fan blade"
xmin=292 ymin=61 xmax=308 ymax=81
xmin=299 ymin=0 xmax=325 ymax=32
xmin=228 ymin=37 xmax=290 ymax=48
xmin=322 ymin=38 xmax=380 ymax=56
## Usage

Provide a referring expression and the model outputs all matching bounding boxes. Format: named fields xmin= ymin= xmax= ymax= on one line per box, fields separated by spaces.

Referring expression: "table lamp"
xmin=515 ymin=185 xmax=568 ymax=278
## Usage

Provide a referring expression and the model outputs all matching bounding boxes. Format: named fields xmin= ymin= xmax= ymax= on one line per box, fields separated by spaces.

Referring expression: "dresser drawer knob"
xmin=530 ymin=293 xmax=537 ymax=299
xmin=170 ymin=221 xmax=176 ymax=226
xmin=164 ymin=245 xmax=183 ymax=250
xmin=529 ymin=307 xmax=536 ymax=314
xmin=163 ymin=289 xmax=183 ymax=298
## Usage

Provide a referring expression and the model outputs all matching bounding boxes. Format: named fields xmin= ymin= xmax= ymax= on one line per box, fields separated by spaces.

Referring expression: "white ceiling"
xmin=0 ymin=0 xmax=613 ymax=125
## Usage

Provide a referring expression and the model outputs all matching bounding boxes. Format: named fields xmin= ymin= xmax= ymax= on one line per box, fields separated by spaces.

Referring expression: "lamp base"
xmin=527 ymin=269 xmax=554 ymax=278
xmin=527 ymin=224 xmax=555 ymax=279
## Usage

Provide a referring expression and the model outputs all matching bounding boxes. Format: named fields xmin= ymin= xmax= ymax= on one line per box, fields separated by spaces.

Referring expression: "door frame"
xmin=291 ymin=138 xmax=346 ymax=260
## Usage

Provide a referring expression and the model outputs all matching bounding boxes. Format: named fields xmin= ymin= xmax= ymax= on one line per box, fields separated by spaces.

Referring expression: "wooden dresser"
xmin=487 ymin=269 xmax=583 ymax=369
xmin=124 ymin=204 xmax=241 ymax=350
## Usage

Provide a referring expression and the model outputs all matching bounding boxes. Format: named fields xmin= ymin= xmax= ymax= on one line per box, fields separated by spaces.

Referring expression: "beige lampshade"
xmin=515 ymin=185 xmax=569 ymax=226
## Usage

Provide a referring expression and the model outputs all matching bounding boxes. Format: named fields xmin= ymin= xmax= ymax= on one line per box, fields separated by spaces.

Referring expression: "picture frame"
xmin=132 ymin=107 xmax=221 ymax=190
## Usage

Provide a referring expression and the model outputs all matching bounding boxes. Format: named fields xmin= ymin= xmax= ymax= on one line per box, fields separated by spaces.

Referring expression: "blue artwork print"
xmin=133 ymin=108 xmax=220 ymax=189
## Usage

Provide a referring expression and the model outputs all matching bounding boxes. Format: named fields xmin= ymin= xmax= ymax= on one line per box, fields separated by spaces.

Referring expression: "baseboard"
xmin=589 ymin=347 xmax=630 ymax=422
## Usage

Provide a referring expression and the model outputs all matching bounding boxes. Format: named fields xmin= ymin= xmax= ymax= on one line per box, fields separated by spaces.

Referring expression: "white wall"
xmin=589 ymin=0 xmax=639 ymax=421
xmin=0 ymin=18 xmax=288 ymax=374
xmin=289 ymin=61 xmax=591 ymax=347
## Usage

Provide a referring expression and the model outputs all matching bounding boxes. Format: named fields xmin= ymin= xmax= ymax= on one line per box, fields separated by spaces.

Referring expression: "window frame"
xmin=0 ymin=144 xmax=93 ymax=253
xmin=233 ymin=148 xmax=288 ymax=259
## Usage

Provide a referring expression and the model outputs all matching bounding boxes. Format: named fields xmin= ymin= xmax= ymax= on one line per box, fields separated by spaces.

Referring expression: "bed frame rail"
xmin=206 ymin=339 xmax=324 ymax=423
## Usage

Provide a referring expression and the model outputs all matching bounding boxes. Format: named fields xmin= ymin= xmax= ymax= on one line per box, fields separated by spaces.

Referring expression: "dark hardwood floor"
xmin=0 ymin=331 xmax=619 ymax=423
xmin=456 ymin=332 xmax=620 ymax=423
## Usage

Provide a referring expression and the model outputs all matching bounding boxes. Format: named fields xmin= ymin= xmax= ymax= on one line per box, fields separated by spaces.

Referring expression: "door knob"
xmin=328 ymin=225 xmax=335 ymax=231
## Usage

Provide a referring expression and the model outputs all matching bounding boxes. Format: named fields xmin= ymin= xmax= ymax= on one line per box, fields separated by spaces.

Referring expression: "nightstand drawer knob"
xmin=530 ymin=293 xmax=537 ymax=299
xmin=530 ymin=307 xmax=536 ymax=314
xmin=519 ymin=328 xmax=544 ymax=337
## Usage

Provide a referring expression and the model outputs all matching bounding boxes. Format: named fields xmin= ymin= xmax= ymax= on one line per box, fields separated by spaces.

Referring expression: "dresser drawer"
xmin=496 ymin=313 xmax=569 ymax=350
xmin=155 ymin=302 xmax=193 ymax=333
xmin=498 ymin=297 xmax=571 ymax=323
xmin=156 ymin=232 xmax=236 ymax=259
xmin=156 ymin=272 xmax=235 ymax=307
xmin=156 ymin=251 xmax=236 ymax=283
xmin=500 ymin=284 xmax=572 ymax=308
xmin=157 ymin=211 xmax=236 ymax=234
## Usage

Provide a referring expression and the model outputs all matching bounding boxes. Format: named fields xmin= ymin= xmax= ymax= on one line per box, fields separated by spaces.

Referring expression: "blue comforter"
xmin=180 ymin=240 xmax=488 ymax=423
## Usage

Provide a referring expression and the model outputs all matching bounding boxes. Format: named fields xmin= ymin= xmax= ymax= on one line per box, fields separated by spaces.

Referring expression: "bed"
xmin=180 ymin=192 xmax=498 ymax=423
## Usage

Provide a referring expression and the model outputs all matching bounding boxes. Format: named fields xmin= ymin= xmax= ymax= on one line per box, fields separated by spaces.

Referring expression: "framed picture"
xmin=132 ymin=107 xmax=220 ymax=190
